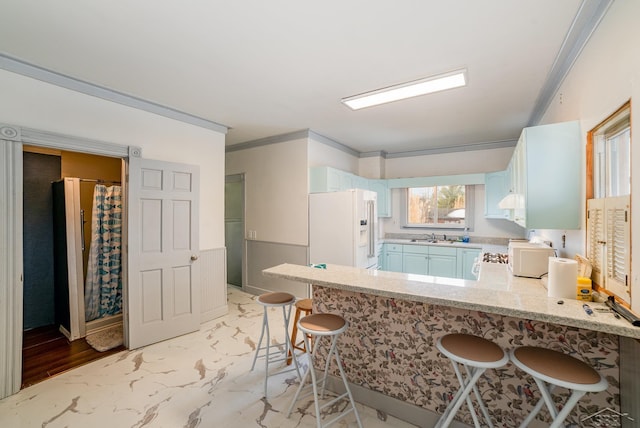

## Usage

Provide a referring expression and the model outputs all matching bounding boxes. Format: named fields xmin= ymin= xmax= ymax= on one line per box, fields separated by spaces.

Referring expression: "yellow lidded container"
xmin=576 ymin=276 xmax=592 ymax=301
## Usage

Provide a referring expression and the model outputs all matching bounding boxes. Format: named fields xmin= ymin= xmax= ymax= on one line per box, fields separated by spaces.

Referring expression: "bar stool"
xmin=287 ymin=298 xmax=313 ymax=365
xmin=510 ymin=346 xmax=608 ymax=428
xmin=286 ymin=313 xmax=362 ymax=428
xmin=435 ymin=333 xmax=509 ymax=428
xmin=250 ymin=292 xmax=302 ymax=397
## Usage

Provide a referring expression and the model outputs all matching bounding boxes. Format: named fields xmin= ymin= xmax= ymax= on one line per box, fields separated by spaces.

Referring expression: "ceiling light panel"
xmin=342 ymin=69 xmax=467 ymax=110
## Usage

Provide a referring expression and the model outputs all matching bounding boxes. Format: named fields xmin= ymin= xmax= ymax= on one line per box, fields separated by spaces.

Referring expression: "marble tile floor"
xmin=0 ymin=286 xmax=417 ymax=428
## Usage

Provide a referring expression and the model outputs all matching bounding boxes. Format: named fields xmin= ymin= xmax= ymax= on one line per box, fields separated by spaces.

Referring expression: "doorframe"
xmin=0 ymin=122 xmax=139 ymax=399
xmin=225 ymin=173 xmax=245 ymax=289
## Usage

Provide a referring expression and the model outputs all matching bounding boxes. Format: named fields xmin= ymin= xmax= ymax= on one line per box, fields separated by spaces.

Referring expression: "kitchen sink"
xmin=410 ymin=239 xmax=457 ymax=244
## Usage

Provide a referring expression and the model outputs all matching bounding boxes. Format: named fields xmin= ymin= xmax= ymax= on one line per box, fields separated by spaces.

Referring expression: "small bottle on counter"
xmin=462 ymin=227 xmax=470 ymax=243
xmin=576 ymin=277 xmax=593 ymax=301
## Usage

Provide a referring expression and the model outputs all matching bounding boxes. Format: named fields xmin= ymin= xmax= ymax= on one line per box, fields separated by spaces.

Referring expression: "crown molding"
xmin=0 ymin=54 xmax=229 ymax=134
xmin=528 ymin=0 xmax=614 ymax=125
xmin=385 ymin=139 xmax=518 ymax=159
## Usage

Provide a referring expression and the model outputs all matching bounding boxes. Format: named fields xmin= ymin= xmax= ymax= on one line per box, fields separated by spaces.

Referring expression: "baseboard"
xmin=58 ymin=325 xmax=72 ymax=341
xmin=324 ymin=374 xmax=469 ymax=428
xmin=85 ymin=313 xmax=123 ymax=335
xmin=201 ymin=305 xmax=228 ymax=323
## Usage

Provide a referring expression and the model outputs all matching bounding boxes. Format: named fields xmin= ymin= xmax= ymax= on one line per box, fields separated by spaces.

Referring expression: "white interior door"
xmin=127 ymin=157 xmax=200 ymax=349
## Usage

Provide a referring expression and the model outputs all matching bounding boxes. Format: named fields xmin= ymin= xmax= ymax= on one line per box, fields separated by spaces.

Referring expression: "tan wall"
xmin=60 ymin=151 xmax=121 ymax=181
xmin=61 ymin=151 xmax=122 ymax=281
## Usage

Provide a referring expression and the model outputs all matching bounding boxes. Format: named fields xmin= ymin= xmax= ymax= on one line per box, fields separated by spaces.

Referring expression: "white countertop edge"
xmin=263 ymin=263 xmax=640 ymax=339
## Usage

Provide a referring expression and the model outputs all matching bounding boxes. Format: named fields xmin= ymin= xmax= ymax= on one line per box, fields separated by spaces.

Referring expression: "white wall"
xmin=385 ymin=147 xmax=514 ymax=178
xmin=535 ymin=0 xmax=640 ymax=312
xmin=0 ymin=69 xmax=226 ymax=250
xmin=358 ymin=155 xmax=385 ymax=179
xmin=307 ymin=137 xmax=358 ymax=172
xmin=226 ymin=139 xmax=309 ymax=246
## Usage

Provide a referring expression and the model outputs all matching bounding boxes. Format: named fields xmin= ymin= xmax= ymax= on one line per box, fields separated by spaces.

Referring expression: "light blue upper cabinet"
xmin=309 ymin=166 xmax=341 ymax=193
xmin=352 ymin=175 xmax=369 ymax=191
xmin=484 ymin=170 xmax=510 ymax=219
xmin=309 ymin=166 xmax=392 ymax=217
xmin=515 ymin=121 xmax=581 ymax=229
xmin=369 ymin=179 xmax=391 ymax=217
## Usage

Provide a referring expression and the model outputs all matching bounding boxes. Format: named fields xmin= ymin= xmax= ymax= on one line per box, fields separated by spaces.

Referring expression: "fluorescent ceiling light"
xmin=342 ymin=69 xmax=467 ymax=110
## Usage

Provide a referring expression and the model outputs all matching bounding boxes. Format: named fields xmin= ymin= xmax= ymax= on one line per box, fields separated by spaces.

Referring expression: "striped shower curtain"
xmin=84 ymin=184 xmax=123 ymax=322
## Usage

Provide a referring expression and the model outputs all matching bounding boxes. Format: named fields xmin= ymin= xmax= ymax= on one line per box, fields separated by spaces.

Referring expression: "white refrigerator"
xmin=309 ymin=189 xmax=378 ymax=269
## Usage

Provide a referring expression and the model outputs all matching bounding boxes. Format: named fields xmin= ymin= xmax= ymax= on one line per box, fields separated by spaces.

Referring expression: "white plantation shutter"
xmin=605 ymin=196 xmax=630 ymax=302
xmin=586 ymin=198 xmax=604 ymax=287
xmin=587 ymin=196 xmax=630 ymax=303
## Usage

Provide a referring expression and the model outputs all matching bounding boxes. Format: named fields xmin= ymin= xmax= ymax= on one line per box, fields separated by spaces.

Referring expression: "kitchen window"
xmin=586 ymin=101 xmax=631 ymax=303
xmin=403 ymin=185 xmax=473 ymax=229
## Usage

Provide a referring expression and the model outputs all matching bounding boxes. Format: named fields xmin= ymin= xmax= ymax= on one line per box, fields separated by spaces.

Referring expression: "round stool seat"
xmin=509 ymin=346 xmax=608 ymax=428
xmin=511 ymin=347 xmax=607 ymax=391
xmin=258 ymin=292 xmax=295 ymax=306
xmin=299 ymin=313 xmax=346 ymax=335
xmin=296 ymin=298 xmax=313 ymax=312
xmin=438 ymin=333 xmax=508 ymax=367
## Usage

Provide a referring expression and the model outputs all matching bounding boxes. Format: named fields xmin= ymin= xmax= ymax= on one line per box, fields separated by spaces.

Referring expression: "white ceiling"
xmin=1 ymin=1 xmax=606 ymax=155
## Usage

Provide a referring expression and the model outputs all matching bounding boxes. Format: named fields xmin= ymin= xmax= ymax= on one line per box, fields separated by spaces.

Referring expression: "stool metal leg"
xmin=251 ymin=301 xmax=301 ymax=398
xmin=463 ymin=364 xmax=495 ymax=428
xmin=319 ymin=334 xmax=339 ymax=399
xmin=250 ymin=307 xmax=268 ymax=371
xmin=287 ymin=320 xmax=362 ymax=428
xmin=548 ymin=390 xmax=587 ymax=428
xmin=287 ymin=307 xmax=303 ymax=365
xmin=333 ymin=341 xmax=362 ymax=428
xmin=435 ymin=366 xmax=487 ymax=428
xmin=519 ymin=378 xmax=586 ymax=428
xmin=286 ymin=332 xmax=316 ymax=419
xmin=281 ymin=302 xmax=302 ymax=381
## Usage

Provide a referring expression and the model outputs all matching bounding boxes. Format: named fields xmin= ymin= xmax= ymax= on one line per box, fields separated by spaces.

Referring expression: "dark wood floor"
xmin=22 ymin=325 xmax=126 ymax=389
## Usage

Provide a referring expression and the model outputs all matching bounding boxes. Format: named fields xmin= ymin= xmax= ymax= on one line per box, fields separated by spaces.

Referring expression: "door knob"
xmin=191 ymin=255 xmax=199 ymax=261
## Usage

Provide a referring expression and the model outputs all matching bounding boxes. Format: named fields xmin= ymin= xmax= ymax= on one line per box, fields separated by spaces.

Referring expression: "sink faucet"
xmin=431 ymin=233 xmax=436 ymax=241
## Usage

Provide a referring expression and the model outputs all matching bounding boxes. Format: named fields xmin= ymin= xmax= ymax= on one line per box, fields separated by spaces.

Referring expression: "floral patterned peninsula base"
xmin=313 ymin=286 xmax=620 ymax=427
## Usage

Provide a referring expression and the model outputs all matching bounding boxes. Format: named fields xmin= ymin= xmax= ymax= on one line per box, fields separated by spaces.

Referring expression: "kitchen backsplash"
xmin=384 ymin=233 xmax=510 ymax=246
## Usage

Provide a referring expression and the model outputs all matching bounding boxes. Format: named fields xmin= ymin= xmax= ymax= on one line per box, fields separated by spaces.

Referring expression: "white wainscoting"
xmin=199 ymin=247 xmax=228 ymax=322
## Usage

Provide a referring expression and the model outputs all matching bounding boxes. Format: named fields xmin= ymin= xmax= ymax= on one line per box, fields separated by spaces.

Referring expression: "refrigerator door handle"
xmin=367 ymin=200 xmax=375 ymax=257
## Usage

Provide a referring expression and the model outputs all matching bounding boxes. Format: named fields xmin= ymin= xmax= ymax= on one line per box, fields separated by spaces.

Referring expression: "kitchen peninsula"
xmin=263 ymin=263 xmax=632 ymax=427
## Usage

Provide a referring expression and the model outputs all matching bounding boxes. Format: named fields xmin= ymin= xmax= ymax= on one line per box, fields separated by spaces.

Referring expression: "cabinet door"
xmin=457 ymin=248 xmax=481 ymax=280
xmin=369 ymin=179 xmax=391 ymax=217
xmin=386 ymin=252 xmax=403 ymax=272
xmin=428 ymin=255 xmax=457 ymax=278
xmin=403 ymin=253 xmax=429 ymax=275
xmin=513 ymin=138 xmax=527 ymax=227
xmin=339 ymin=172 xmax=355 ymax=190
xmin=484 ymin=171 xmax=510 ymax=219
xmin=353 ymin=175 xmax=369 ymax=190
xmin=309 ymin=166 xmax=341 ymax=192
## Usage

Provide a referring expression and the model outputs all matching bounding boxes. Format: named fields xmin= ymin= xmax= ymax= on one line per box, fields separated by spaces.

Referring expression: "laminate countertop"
xmin=263 ymin=262 xmax=640 ymax=340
